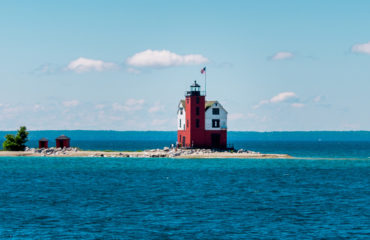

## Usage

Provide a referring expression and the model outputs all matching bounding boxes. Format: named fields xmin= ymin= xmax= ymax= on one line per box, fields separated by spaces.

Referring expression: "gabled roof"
xmin=205 ymin=101 xmax=216 ymax=111
xmin=180 ymin=100 xmax=186 ymax=109
xmin=205 ymin=101 xmax=228 ymax=113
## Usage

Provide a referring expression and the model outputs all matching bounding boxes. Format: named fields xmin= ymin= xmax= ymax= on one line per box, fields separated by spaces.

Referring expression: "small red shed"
xmin=38 ymin=138 xmax=48 ymax=149
xmin=56 ymin=135 xmax=70 ymax=148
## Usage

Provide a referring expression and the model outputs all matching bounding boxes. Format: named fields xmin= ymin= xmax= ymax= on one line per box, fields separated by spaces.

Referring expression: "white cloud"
xmin=313 ymin=95 xmax=322 ymax=103
xmin=33 ymin=104 xmax=45 ymax=112
xmin=254 ymin=92 xmax=298 ymax=109
xmin=95 ymin=104 xmax=105 ymax=110
xmin=127 ymin=67 xmax=141 ymax=74
xmin=291 ymin=103 xmax=304 ymax=108
xmin=2 ymin=106 xmax=22 ymax=114
xmin=270 ymin=92 xmax=297 ymax=103
xmin=148 ymin=101 xmax=165 ymax=113
xmin=113 ymin=99 xmax=145 ymax=112
xmin=352 ymin=42 xmax=370 ymax=54
xmin=126 ymin=49 xmax=208 ymax=68
xmin=62 ymin=100 xmax=79 ymax=107
xmin=34 ymin=63 xmax=59 ymax=74
xmin=271 ymin=51 xmax=294 ymax=60
xmin=112 ymin=103 xmax=125 ymax=111
xmin=67 ymin=57 xmax=118 ymax=73
xmin=253 ymin=100 xmax=269 ymax=109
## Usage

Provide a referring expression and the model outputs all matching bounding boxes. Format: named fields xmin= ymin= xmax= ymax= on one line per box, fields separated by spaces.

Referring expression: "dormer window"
xmin=212 ymin=108 xmax=219 ymax=115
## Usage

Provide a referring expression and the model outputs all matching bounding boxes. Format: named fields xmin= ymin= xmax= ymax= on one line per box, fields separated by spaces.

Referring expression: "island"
xmin=0 ymin=147 xmax=291 ymax=159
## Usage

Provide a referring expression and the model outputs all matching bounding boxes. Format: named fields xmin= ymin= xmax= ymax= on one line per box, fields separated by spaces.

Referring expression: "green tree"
xmin=2 ymin=126 xmax=29 ymax=151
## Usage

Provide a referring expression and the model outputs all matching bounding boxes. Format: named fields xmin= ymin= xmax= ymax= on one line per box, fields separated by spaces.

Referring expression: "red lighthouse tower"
xmin=177 ymin=81 xmax=227 ymax=149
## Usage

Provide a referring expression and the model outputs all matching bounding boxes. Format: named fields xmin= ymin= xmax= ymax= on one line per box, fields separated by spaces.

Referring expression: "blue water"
xmin=0 ymin=131 xmax=369 ymax=239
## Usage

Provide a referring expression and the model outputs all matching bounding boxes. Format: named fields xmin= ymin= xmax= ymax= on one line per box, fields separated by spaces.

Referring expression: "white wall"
xmin=177 ymin=102 xmax=186 ymax=130
xmin=205 ymin=102 xmax=227 ymax=130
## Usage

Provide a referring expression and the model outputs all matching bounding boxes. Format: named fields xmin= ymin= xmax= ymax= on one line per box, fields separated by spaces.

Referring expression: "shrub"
xmin=3 ymin=126 xmax=29 ymax=151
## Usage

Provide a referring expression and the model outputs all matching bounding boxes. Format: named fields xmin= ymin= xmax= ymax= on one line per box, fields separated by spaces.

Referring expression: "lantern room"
xmin=186 ymin=81 xmax=204 ymax=96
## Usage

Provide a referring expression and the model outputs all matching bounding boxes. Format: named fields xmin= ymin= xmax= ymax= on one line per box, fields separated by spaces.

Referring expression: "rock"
xmin=163 ymin=147 xmax=170 ymax=151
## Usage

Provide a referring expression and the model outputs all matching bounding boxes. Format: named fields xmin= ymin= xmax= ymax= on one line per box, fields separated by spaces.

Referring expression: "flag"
xmin=200 ymin=67 xmax=206 ymax=74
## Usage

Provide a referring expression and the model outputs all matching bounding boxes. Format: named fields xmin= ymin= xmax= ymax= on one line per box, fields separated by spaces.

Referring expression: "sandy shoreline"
xmin=0 ymin=149 xmax=291 ymax=159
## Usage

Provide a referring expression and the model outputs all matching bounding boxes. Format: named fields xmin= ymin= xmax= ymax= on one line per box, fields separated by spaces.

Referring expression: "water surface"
xmin=0 ymin=157 xmax=369 ymax=239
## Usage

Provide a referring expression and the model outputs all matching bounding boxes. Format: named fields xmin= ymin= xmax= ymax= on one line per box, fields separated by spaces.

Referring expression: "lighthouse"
xmin=177 ymin=81 xmax=227 ymax=149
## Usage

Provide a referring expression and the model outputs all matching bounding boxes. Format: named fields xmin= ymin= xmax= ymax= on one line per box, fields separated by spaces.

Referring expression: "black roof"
xmin=39 ymin=138 xmax=48 ymax=141
xmin=56 ymin=135 xmax=70 ymax=140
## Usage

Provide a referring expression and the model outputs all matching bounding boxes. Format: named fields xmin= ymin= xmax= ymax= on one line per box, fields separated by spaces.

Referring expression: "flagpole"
xmin=205 ymin=67 xmax=207 ymax=96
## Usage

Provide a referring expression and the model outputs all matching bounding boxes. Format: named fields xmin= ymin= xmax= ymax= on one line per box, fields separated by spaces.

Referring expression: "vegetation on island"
xmin=2 ymin=126 xmax=29 ymax=151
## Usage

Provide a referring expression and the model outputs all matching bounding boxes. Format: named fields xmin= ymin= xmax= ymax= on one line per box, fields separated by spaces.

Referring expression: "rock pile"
xmin=25 ymin=147 xmax=78 ymax=156
xmin=139 ymin=147 xmax=259 ymax=158
xmin=23 ymin=146 xmax=262 ymax=158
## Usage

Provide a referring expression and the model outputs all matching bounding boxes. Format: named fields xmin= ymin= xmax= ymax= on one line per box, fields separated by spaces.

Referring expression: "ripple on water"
xmin=0 ymin=157 xmax=369 ymax=239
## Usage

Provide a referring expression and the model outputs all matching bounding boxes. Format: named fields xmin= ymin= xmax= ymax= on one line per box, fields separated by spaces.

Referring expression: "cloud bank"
xmin=126 ymin=49 xmax=208 ymax=68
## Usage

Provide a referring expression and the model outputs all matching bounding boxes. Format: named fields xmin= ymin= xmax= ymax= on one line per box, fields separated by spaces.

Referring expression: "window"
xmin=187 ymin=120 xmax=189 ymax=128
xmin=196 ymin=119 xmax=200 ymax=128
xmin=196 ymin=107 xmax=200 ymax=115
xmin=196 ymin=97 xmax=200 ymax=104
xmin=212 ymin=119 xmax=220 ymax=128
xmin=187 ymin=99 xmax=189 ymax=104
xmin=179 ymin=119 xmax=181 ymax=128
xmin=180 ymin=109 xmax=183 ymax=115
xmin=212 ymin=108 xmax=219 ymax=115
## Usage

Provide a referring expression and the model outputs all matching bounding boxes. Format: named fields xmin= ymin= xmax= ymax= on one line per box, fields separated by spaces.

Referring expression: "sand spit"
xmin=0 ymin=147 xmax=291 ymax=159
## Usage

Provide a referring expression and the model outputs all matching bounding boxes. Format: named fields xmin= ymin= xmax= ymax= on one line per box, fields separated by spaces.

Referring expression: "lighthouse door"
xmin=182 ymin=136 xmax=186 ymax=147
xmin=211 ymin=134 xmax=221 ymax=149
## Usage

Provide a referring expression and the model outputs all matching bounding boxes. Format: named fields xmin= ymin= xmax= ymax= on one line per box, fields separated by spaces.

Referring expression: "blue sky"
xmin=0 ymin=0 xmax=369 ymax=131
